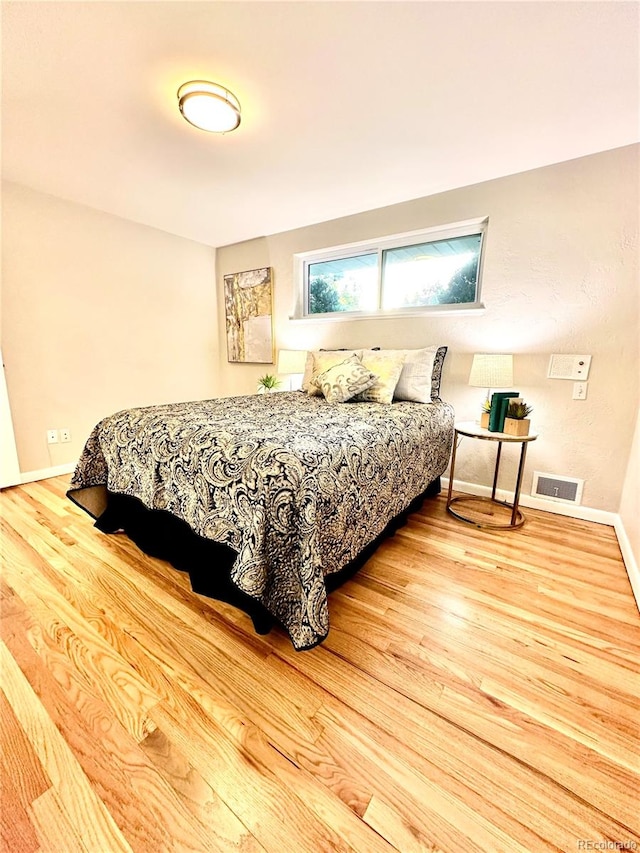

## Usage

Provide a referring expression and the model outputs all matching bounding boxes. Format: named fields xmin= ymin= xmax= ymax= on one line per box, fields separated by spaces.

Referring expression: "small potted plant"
xmin=257 ymin=374 xmax=281 ymax=394
xmin=480 ymin=398 xmax=492 ymax=429
xmin=504 ymin=399 xmax=533 ymax=436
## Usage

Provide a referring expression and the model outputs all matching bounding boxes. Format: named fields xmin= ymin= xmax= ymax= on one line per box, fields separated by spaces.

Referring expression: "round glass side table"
xmin=446 ymin=421 xmax=538 ymax=530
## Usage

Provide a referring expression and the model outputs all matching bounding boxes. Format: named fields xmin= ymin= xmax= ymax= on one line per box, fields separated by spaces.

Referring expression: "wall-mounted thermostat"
xmin=547 ymin=354 xmax=592 ymax=381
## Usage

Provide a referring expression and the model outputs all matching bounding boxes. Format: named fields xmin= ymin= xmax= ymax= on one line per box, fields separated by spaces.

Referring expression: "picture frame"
xmin=224 ymin=267 xmax=274 ymax=364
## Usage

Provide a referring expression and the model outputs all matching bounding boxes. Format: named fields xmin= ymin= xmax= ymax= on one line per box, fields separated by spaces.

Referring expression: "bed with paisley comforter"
xmin=68 ymin=391 xmax=454 ymax=649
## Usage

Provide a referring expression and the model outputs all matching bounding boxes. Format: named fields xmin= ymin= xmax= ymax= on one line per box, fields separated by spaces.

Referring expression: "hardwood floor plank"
xmin=0 ymin=640 xmax=134 ymax=853
xmin=0 ymin=512 xmax=161 ymax=742
xmin=318 ymin=702 xmax=550 ymax=853
xmin=29 ymin=789 xmax=91 ymax=853
xmin=0 ymin=688 xmax=51 ymax=808
xmin=351 ymin=565 xmax=640 ymax=690
xmin=0 ymin=772 xmax=41 ymax=853
xmin=385 ymin=549 xmax=640 ymax=637
xmin=139 ymin=727 xmax=268 ymax=853
xmin=1 ymin=602 xmax=231 ymax=853
xmin=402 ymin=629 xmax=638 ymax=747
xmin=19 ymin=479 xmax=72 ymax=520
xmin=409 ymin=511 xmax=627 ymax=583
xmin=151 ymin=690 xmax=390 ymax=853
xmin=381 ymin=551 xmax=640 ymax=652
xmin=363 ymin=794 xmax=445 ymax=853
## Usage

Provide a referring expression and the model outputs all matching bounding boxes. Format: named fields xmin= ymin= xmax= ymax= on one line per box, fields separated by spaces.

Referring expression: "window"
xmin=296 ymin=218 xmax=487 ymax=318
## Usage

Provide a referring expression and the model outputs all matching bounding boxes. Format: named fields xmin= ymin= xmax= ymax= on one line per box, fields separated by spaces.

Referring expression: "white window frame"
xmin=292 ymin=217 xmax=488 ymax=321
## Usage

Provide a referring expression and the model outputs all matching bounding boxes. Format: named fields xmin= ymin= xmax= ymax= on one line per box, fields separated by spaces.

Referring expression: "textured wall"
xmin=216 ymin=146 xmax=639 ymax=513
xmin=1 ymin=182 xmax=218 ymax=473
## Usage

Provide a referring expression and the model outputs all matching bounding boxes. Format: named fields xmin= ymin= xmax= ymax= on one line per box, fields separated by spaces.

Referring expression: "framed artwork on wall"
xmin=224 ymin=267 xmax=274 ymax=364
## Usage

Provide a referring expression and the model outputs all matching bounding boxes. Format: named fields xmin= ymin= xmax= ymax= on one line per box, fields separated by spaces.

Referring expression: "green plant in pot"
xmin=257 ymin=374 xmax=281 ymax=393
xmin=504 ymin=399 xmax=533 ymax=436
xmin=480 ymin=397 xmax=492 ymax=429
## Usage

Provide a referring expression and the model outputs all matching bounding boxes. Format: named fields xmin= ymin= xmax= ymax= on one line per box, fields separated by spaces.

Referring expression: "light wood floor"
xmin=1 ymin=476 xmax=639 ymax=853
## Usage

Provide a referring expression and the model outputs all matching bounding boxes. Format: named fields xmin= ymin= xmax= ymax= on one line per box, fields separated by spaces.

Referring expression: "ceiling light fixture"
xmin=177 ymin=80 xmax=241 ymax=133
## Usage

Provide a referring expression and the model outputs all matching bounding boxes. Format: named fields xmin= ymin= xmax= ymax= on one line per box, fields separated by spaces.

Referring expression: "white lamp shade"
xmin=178 ymin=81 xmax=241 ymax=133
xmin=277 ymin=349 xmax=307 ymax=374
xmin=469 ymin=353 xmax=514 ymax=388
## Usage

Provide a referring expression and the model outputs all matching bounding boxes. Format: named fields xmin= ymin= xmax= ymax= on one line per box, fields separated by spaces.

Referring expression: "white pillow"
xmin=392 ymin=346 xmax=439 ymax=403
xmin=313 ymin=355 xmax=378 ymax=403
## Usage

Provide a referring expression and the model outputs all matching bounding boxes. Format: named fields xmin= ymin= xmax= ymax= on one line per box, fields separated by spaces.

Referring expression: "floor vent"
xmin=532 ymin=471 xmax=584 ymax=505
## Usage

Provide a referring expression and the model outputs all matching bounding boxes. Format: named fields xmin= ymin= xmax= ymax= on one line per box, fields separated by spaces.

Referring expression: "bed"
xmin=68 ymin=349 xmax=454 ymax=650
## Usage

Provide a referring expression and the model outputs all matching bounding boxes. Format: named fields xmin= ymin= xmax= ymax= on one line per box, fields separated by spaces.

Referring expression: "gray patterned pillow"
xmin=313 ymin=355 xmax=377 ymax=403
xmin=303 ymin=349 xmax=363 ymax=396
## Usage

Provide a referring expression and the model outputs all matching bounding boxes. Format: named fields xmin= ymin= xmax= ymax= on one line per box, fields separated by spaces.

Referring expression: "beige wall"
xmin=216 ymin=145 xmax=639 ymax=513
xmin=1 ymin=182 xmax=218 ymax=474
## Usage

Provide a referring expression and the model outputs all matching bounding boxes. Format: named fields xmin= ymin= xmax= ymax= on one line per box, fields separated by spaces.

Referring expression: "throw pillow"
xmin=303 ymin=350 xmax=363 ymax=396
xmin=376 ymin=345 xmax=448 ymax=402
xmin=352 ymin=351 xmax=406 ymax=404
xmin=430 ymin=346 xmax=448 ymax=402
xmin=313 ymin=355 xmax=378 ymax=403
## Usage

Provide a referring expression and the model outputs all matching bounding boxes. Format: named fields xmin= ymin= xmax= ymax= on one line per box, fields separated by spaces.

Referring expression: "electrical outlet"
xmin=60 ymin=428 xmax=71 ymax=443
xmin=572 ymin=382 xmax=588 ymax=400
xmin=47 ymin=429 xmax=59 ymax=444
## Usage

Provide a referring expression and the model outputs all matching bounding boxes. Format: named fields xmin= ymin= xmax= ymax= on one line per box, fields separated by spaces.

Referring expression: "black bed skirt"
xmin=93 ymin=477 xmax=441 ymax=643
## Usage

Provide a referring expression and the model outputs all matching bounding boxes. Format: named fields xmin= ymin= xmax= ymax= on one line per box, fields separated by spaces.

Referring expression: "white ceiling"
xmin=2 ymin=1 xmax=639 ymax=248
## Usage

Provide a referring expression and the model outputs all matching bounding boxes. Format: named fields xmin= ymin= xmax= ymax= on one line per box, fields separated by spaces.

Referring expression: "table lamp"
xmin=277 ymin=349 xmax=307 ymax=390
xmin=469 ymin=353 xmax=514 ymax=422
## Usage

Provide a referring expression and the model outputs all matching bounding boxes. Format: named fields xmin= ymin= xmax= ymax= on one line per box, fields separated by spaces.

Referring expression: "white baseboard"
xmin=441 ymin=477 xmax=616 ymax=525
xmin=20 ymin=462 xmax=75 ymax=485
xmin=443 ymin=477 xmax=639 ymax=613
xmin=613 ymin=515 xmax=640 ymax=613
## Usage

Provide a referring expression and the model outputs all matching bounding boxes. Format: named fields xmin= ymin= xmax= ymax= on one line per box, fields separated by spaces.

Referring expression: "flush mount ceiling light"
xmin=177 ymin=80 xmax=241 ymax=133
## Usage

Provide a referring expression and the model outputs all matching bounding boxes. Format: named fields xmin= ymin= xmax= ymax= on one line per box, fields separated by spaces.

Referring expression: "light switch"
xmin=572 ymin=382 xmax=588 ymax=400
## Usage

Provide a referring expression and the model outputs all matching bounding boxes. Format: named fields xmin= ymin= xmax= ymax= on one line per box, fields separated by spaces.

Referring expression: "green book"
xmin=497 ymin=395 xmax=517 ymax=432
xmin=489 ymin=392 xmax=519 ymax=432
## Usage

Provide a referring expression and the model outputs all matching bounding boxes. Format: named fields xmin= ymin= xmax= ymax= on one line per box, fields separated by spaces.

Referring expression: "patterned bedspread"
xmin=68 ymin=392 xmax=454 ymax=649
